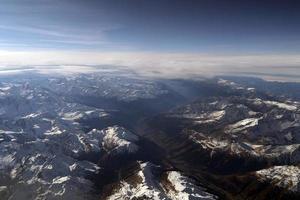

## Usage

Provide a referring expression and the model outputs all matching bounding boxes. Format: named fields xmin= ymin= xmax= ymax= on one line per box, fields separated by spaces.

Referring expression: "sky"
xmin=0 ymin=0 xmax=300 ymax=80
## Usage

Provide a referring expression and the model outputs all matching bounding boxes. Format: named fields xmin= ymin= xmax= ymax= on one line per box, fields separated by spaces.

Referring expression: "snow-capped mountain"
xmin=104 ymin=162 xmax=217 ymax=200
xmin=140 ymin=77 xmax=300 ymax=199
xmin=0 ymin=69 xmax=299 ymax=199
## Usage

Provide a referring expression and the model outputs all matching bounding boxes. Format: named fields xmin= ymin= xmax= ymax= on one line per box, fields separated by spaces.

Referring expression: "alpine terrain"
xmin=0 ymin=67 xmax=299 ymax=200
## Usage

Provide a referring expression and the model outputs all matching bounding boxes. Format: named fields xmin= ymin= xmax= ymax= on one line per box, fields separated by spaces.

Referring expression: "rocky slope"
xmin=138 ymin=78 xmax=300 ymax=199
xmin=0 ymin=71 xmax=219 ymax=200
xmin=103 ymin=162 xmax=217 ymax=200
xmin=0 ymin=70 xmax=299 ymax=199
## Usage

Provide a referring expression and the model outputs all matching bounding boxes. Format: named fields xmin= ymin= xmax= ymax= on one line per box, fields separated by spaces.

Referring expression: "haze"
xmin=0 ymin=0 xmax=300 ymax=81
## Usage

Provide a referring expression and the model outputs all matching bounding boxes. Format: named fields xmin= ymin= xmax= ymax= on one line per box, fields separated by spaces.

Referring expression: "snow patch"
xmin=264 ymin=101 xmax=297 ymax=111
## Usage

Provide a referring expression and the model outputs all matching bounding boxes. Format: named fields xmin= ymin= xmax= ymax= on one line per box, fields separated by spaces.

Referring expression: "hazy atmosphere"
xmin=0 ymin=0 xmax=300 ymax=80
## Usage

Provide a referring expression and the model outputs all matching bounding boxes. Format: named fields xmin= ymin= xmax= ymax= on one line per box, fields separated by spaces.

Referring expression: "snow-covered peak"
xmin=256 ymin=165 xmax=300 ymax=192
xmin=165 ymin=171 xmax=218 ymax=200
xmin=105 ymin=162 xmax=218 ymax=200
xmin=101 ymin=126 xmax=139 ymax=154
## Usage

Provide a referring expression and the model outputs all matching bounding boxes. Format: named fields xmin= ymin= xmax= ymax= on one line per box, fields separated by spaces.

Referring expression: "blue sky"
xmin=0 ymin=0 xmax=300 ymax=53
xmin=0 ymin=0 xmax=300 ymax=81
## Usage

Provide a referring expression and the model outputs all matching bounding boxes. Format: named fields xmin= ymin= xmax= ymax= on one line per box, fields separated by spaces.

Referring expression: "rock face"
xmin=0 ymin=72 xmax=220 ymax=200
xmin=0 ymin=72 xmax=165 ymax=199
xmin=167 ymin=95 xmax=300 ymax=162
xmin=140 ymin=78 xmax=300 ymax=199
xmin=104 ymin=162 xmax=217 ymax=200
xmin=164 ymin=171 xmax=218 ymax=200
xmin=101 ymin=126 xmax=139 ymax=154
xmin=256 ymin=165 xmax=300 ymax=192
xmin=0 ymin=70 xmax=299 ymax=199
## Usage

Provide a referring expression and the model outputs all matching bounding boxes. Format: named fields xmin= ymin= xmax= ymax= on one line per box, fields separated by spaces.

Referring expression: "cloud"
xmin=0 ymin=19 xmax=125 ymax=50
xmin=0 ymin=25 xmax=75 ymax=38
xmin=0 ymin=24 xmax=110 ymax=43
xmin=38 ymin=39 xmax=107 ymax=46
xmin=0 ymin=50 xmax=299 ymax=81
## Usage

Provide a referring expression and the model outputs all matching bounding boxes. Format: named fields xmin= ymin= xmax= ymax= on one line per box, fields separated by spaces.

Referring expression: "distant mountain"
xmin=0 ymin=69 xmax=299 ymax=200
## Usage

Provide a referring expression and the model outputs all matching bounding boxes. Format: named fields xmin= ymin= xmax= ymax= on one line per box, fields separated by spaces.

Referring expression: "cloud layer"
xmin=0 ymin=50 xmax=299 ymax=81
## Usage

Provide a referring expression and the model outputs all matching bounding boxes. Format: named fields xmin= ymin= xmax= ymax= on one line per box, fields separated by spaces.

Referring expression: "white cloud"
xmin=0 ymin=24 xmax=118 ymax=47
xmin=0 ymin=50 xmax=299 ymax=81
xmin=0 ymin=25 xmax=75 ymax=38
